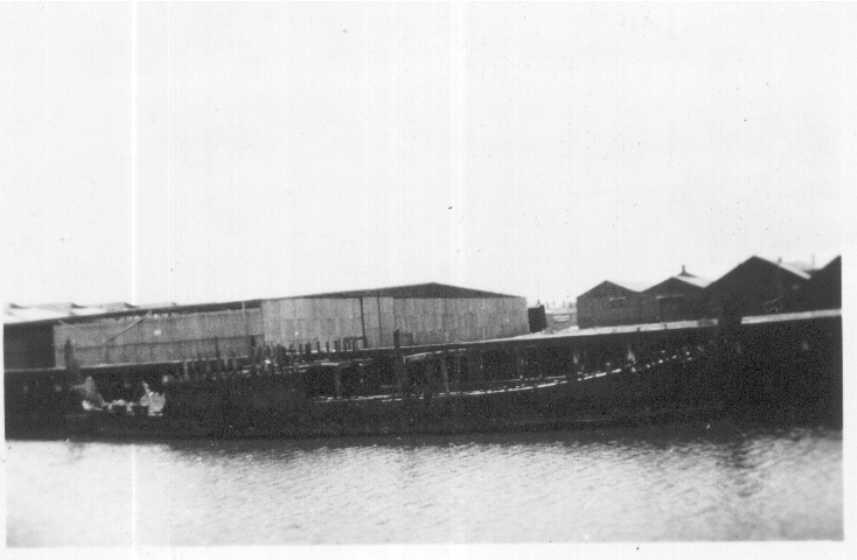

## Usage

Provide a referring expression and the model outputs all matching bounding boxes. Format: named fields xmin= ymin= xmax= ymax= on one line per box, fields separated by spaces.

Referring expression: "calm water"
xmin=5 ymin=421 xmax=842 ymax=545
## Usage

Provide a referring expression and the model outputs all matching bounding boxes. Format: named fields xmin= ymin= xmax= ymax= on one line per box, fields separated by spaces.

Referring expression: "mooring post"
xmin=512 ymin=347 xmax=521 ymax=380
xmin=567 ymin=347 xmax=577 ymax=380
xmin=393 ymin=330 xmax=405 ymax=395
xmin=440 ymin=352 xmax=450 ymax=393
xmin=450 ymin=352 xmax=460 ymax=390
xmin=334 ymin=367 xmax=343 ymax=399
xmin=63 ymin=339 xmax=81 ymax=385
xmin=533 ymin=348 xmax=543 ymax=380
xmin=467 ymin=347 xmax=483 ymax=384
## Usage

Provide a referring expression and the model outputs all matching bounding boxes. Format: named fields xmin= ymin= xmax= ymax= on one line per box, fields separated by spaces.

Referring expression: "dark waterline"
xmin=6 ymin=419 xmax=842 ymax=545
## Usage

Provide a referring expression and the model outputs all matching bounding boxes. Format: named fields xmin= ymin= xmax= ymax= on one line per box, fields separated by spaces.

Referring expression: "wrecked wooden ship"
xmin=4 ymin=307 xmax=842 ymax=440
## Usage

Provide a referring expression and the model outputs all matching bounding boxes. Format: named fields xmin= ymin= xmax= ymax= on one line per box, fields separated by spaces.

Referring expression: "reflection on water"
xmin=6 ymin=421 xmax=842 ymax=545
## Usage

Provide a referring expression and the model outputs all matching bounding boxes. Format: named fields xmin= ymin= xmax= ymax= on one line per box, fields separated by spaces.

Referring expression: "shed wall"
xmin=53 ymin=308 xmax=262 ymax=366
xmin=705 ymin=260 xmax=809 ymax=316
xmin=4 ymin=324 xmax=56 ymax=369
xmin=644 ymin=278 xmax=706 ymax=322
xmin=578 ymin=295 xmax=657 ymax=328
xmin=262 ymin=296 xmax=527 ymax=348
xmin=361 ymin=296 xmax=396 ymax=347
xmin=791 ymin=257 xmax=841 ymax=311
xmin=393 ymin=297 xmax=528 ymax=345
xmin=48 ymin=292 xmax=529 ymax=367
xmin=260 ymin=297 xmax=395 ymax=349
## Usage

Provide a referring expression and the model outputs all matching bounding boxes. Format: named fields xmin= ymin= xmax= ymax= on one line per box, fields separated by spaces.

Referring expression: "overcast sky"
xmin=2 ymin=3 xmax=854 ymax=307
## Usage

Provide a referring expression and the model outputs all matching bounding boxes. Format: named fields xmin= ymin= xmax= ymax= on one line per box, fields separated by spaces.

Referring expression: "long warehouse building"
xmin=5 ymin=283 xmax=529 ymax=369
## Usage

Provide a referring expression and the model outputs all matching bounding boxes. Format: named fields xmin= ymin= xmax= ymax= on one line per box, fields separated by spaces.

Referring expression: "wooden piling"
xmin=393 ymin=330 xmax=405 ymax=395
xmin=440 ymin=352 xmax=450 ymax=393
xmin=467 ymin=348 xmax=484 ymax=384
xmin=63 ymin=339 xmax=81 ymax=385
xmin=334 ymin=367 xmax=343 ymax=399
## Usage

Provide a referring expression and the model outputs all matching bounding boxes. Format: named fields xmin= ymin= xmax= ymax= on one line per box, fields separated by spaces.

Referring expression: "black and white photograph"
xmin=1 ymin=1 xmax=853 ymax=554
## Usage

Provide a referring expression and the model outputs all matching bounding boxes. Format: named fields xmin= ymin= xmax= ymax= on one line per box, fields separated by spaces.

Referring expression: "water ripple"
xmin=6 ymin=421 xmax=842 ymax=545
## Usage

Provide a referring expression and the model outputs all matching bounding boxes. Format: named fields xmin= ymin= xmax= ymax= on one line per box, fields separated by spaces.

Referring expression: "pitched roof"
xmin=704 ymin=256 xmax=814 ymax=297
xmin=783 ymin=260 xmax=817 ymax=276
xmin=815 ymin=255 xmax=841 ymax=276
xmin=611 ymin=280 xmax=649 ymax=293
xmin=578 ymin=280 xmax=646 ymax=299
xmin=3 ymin=305 xmax=66 ymax=324
xmin=295 ymin=282 xmax=520 ymax=300
xmin=3 ymin=302 xmax=118 ymax=324
xmin=755 ymin=256 xmax=813 ymax=280
xmin=645 ymin=266 xmax=711 ymax=292
xmin=3 ymin=299 xmax=262 ymax=326
xmin=97 ymin=302 xmax=138 ymax=312
xmin=671 ymin=272 xmax=711 ymax=289
xmin=796 ymin=255 xmax=841 ymax=309
xmin=4 ymin=282 xmax=521 ymax=326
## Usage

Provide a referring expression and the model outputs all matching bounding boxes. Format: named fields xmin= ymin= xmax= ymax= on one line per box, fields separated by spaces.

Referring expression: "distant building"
xmin=544 ymin=305 xmax=578 ymax=332
xmin=704 ymin=256 xmax=812 ymax=317
xmin=3 ymin=302 xmax=135 ymax=369
xmin=790 ymin=255 xmax=841 ymax=311
xmin=643 ymin=266 xmax=710 ymax=322
xmin=576 ymin=281 xmax=650 ymax=328
xmin=4 ymin=282 xmax=530 ymax=369
xmin=527 ymin=305 xmax=547 ymax=333
xmin=261 ymin=283 xmax=528 ymax=350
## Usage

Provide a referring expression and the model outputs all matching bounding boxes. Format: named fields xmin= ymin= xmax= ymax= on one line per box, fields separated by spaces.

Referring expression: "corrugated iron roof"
xmin=294 ymin=282 xmax=521 ymax=300
xmin=55 ymin=299 xmax=263 ymax=324
xmin=135 ymin=301 xmax=177 ymax=308
xmin=97 ymin=302 xmax=138 ymax=312
xmin=3 ymin=302 xmax=118 ymax=324
xmin=4 ymin=282 xmax=520 ymax=326
xmin=3 ymin=306 xmax=67 ymax=324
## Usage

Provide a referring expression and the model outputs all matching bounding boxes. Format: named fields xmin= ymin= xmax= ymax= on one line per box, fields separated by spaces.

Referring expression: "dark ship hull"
xmin=5 ymin=310 xmax=841 ymax=440
xmin=45 ymin=352 xmax=722 ymax=440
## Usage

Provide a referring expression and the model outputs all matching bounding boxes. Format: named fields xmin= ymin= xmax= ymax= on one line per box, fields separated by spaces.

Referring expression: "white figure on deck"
xmin=71 ymin=376 xmax=106 ymax=411
xmin=139 ymin=381 xmax=166 ymax=416
xmin=626 ymin=345 xmax=637 ymax=364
